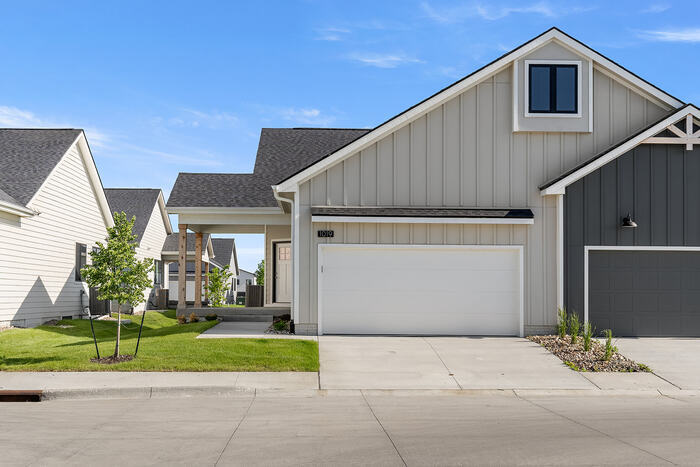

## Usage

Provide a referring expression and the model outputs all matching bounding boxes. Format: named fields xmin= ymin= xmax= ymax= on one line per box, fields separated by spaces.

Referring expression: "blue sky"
xmin=2 ymin=1 xmax=700 ymax=270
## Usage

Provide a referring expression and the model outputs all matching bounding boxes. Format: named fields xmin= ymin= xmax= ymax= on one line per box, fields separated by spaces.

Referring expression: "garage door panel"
xmin=320 ymin=246 xmax=521 ymax=336
xmin=588 ymin=250 xmax=700 ymax=337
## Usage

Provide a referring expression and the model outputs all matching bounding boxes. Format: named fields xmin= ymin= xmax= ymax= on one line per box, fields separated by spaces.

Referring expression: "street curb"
xmin=32 ymin=386 xmax=700 ymax=401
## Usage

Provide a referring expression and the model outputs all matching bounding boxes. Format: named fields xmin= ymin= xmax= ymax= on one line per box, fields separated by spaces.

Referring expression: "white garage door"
xmin=319 ymin=245 xmax=522 ymax=336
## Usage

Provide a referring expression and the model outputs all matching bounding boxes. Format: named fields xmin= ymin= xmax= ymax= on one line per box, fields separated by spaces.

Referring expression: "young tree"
xmin=205 ymin=265 xmax=233 ymax=307
xmin=81 ymin=212 xmax=153 ymax=358
xmin=255 ymin=260 xmax=264 ymax=286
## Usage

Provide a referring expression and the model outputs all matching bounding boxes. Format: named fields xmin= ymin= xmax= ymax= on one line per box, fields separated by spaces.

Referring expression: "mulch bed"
xmin=90 ymin=355 xmax=134 ymax=365
xmin=528 ymin=335 xmax=650 ymax=372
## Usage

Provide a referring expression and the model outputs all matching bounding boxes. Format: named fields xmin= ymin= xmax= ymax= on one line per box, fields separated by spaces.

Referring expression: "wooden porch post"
xmin=177 ymin=225 xmax=187 ymax=310
xmin=194 ymin=232 xmax=203 ymax=308
xmin=204 ymin=262 xmax=209 ymax=303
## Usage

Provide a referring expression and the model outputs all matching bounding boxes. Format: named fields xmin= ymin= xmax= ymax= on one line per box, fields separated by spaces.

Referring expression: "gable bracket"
xmin=643 ymin=114 xmax=700 ymax=151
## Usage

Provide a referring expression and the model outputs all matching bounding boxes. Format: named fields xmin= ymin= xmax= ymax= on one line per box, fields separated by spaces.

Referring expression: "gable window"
xmin=528 ymin=64 xmax=578 ymax=114
xmin=75 ymin=243 xmax=87 ymax=281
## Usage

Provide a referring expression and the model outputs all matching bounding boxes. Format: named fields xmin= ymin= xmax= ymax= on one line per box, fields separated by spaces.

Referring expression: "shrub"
xmin=189 ymin=312 xmax=199 ymax=323
xmin=205 ymin=313 xmax=218 ymax=321
xmin=604 ymin=329 xmax=617 ymax=361
xmin=568 ymin=313 xmax=580 ymax=345
xmin=273 ymin=320 xmax=289 ymax=332
xmin=177 ymin=315 xmax=187 ymax=325
xmin=205 ymin=265 xmax=234 ymax=307
xmin=556 ymin=308 xmax=568 ymax=339
xmin=582 ymin=321 xmax=594 ymax=351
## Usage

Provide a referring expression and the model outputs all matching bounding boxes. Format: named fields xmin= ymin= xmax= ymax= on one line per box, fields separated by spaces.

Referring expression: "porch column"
xmin=194 ymin=232 xmax=203 ymax=308
xmin=177 ymin=225 xmax=187 ymax=310
xmin=204 ymin=262 xmax=209 ymax=303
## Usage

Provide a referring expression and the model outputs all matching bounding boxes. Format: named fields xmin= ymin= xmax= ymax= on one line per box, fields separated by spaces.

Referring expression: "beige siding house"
xmin=104 ymin=188 xmax=173 ymax=312
xmin=167 ymin=28 xmax=689 ymax=336
xmin=0 ymin=129 xmax=113 ymax=328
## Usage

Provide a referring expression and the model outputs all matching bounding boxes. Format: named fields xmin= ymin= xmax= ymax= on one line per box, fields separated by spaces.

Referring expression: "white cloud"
xmin=641 ymin=28 xmax=700 ymax=42
xmin=117 ymin=143 xmax=225 ymax=167
xmin=641 ymin=4 xmax=670 ymax=13
xmin=348 ymin=52 xmax=424 ymax=68
xmin=0 ymin=106 xmax=44 ymax=127
xmin=421 ymin=1 xmax=594 ymax=23
xmin=278 ymin=108 xmax=336 ymax=126
xmin=315 ymin=27 xmax=351 ymax=41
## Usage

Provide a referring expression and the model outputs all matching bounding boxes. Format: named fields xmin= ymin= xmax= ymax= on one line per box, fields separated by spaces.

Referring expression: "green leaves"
xmin=81 ymin=211 xmax=154 ymax=306
xmin=255 ymin=260 xmax=264 ymax=286
xmin=206 ymin=265 xmax=234 ymax=307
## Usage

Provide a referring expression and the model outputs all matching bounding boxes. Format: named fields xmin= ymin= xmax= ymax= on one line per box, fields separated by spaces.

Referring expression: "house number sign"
xmin=317 ymin=230 xmax=335 ymax=238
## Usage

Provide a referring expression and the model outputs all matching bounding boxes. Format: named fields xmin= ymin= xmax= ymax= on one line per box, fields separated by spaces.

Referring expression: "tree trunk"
xmin=114 ymin=303 xmax=121 ymax=357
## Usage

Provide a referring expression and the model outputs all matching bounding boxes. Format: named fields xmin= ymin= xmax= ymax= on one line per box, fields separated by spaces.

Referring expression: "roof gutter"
xmin=0 ymin=200 xmax=36 ymax=217
xmin=272 ymin=186 xmax=294 ymax=209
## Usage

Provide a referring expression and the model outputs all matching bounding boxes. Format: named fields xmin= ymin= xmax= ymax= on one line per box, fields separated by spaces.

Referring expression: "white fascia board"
xmin=157 ymin=191 xmax=173 ymax=234
xmin=541 ymin=106 xmax=700 ymax=195
xmin=167 ymin=206 xmax=283 ymax=215
xmin=311 ymin=215 xmax=534 ymax=225
xmin=277 ymin=29 xmax=683 ymax=192
xmin=0 ymin=199 xmax=36 ymax=217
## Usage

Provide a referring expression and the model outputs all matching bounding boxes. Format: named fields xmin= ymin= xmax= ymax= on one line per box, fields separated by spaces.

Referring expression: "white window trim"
xmin=583 ymin=245 xmax=700 ymax=325
xmin=317 ymin=244 xmax=525 ymax=337
xmin=523 ymin=59 xmax=583 ymax=118
xmin=311 ymin=216 xmax=534 ymax=225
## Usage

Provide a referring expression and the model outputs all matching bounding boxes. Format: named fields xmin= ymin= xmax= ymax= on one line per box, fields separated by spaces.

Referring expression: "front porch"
xmin=168 ymin=206 xmax=293 ymax=315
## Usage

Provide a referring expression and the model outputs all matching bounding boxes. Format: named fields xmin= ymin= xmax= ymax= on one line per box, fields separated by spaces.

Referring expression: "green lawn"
xmin=0 ymin=310 xmax=318 ymax=372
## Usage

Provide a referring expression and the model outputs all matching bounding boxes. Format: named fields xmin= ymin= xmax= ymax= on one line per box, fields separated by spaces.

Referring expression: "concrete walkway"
xmin=197 ymin=321 xmax=317 ymax=340
xmin=615 ymin=338 xmax=700 ymax=390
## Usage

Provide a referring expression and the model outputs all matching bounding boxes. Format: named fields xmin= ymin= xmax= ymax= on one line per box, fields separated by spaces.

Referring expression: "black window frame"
xmin=528 ymin=64 xmax=578 ymax=114
xmin=75 ymin=243 xmax=87 ymax=281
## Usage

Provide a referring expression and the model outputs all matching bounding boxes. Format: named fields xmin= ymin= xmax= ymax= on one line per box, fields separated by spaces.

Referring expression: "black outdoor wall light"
xmin=621 ymin=212 xmax=637 ymax=228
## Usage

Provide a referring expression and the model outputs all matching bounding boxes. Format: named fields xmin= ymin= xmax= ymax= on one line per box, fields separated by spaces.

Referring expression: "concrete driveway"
xmin=615 ymin=338 xmax=700 ymax=390
xmin=319 ymin=336 xmax=594 ymax=390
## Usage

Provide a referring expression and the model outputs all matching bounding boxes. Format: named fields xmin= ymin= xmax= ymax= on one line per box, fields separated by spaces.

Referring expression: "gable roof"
xmin=210 ymin=237 xmax=239 ymax=274
xmin=540 ymin=104 xmax=700 ymax=194
xmin=104 ymin=188 xmax=170 ymax=243
xmin=275 ymin=27 xmax=684 ymax=192
xmin=0 ymin=129 xmax=82 ymax=206
xmin=162 ymin=232 xmax=211 ymax=253
xmin=167 ymin=128 xmax=369 ymax=208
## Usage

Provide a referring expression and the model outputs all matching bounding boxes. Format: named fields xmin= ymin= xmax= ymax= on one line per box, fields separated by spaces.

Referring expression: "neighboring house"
xmin=162 ymin=233 xmax=214 ymax=305
xmin=168 ymin=28 xmax=697 ymax=337
xmin=210 ymin=238 xmax=239 ymax=302
xmin=0 ymin=129 xmax=113 ymax=328
xmin=236 ymin=269 xmax=257 ymax=297
xmin=104 ymin=188 xmax=173 ymax=311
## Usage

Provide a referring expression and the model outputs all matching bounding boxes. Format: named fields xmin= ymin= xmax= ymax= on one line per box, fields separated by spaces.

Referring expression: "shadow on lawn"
xmin=0 ymin=355 xmax=63 ymax=366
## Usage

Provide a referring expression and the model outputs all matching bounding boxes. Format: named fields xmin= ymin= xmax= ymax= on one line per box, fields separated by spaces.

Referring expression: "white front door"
xmin=319 ymin=245 xmax=522 ymax=336
xmin=275 ymin=242 xmax=292 ymax=303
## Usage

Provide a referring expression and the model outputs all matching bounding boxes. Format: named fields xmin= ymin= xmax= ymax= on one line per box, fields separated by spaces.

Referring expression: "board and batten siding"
xmin=295 ymin=64 xmax=671 ymax=335
xmin=0 ymin=143 xmax=109 ymax=327
xmin=133 ymin=201 xmax=169 ymax=312
xmin=565 ymin=144 xmax=700 ymax=318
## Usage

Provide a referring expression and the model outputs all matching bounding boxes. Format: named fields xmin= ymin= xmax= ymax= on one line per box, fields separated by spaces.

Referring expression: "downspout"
xmin=272 ymin=187 xmax=296 ymax=333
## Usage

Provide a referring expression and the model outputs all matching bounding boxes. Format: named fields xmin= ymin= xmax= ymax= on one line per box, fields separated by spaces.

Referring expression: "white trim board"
xmin=317 ymin=244 xmax=525 ymax=337
xmin=311 ymin=215 xmax=534 ymax=225
xmin=541 ymin=105 xmax=700 ymax=195
xmin=583 ymin=245 xmax=700 ymax=325
xmin=275 ymin=28 xmax=683 ymax=193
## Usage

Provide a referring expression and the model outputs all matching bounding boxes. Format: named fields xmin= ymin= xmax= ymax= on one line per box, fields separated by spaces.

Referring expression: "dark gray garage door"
xmin=589 ymin=250 xmax=700 ymax=336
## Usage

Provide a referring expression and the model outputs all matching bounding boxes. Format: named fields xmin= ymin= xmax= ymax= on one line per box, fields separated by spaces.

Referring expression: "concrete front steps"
xmin=182 ymin=306 xmax=289 ymax=323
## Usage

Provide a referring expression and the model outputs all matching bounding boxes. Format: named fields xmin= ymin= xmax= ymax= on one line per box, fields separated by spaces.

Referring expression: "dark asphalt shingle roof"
xmin=167 ymin=128 xmax=369 ymax=208
xmin=0 ymin=129 xmax=82 ymax=206
xmin=211 ymin=238 xmax=237 ymax=273
xmin=162 ymin=233 xmax=211 ymax=252
xmin=104 ymin=188 xmax=162 ymax=243
xmin=310 ymin=206 xmax=534 ymax=218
